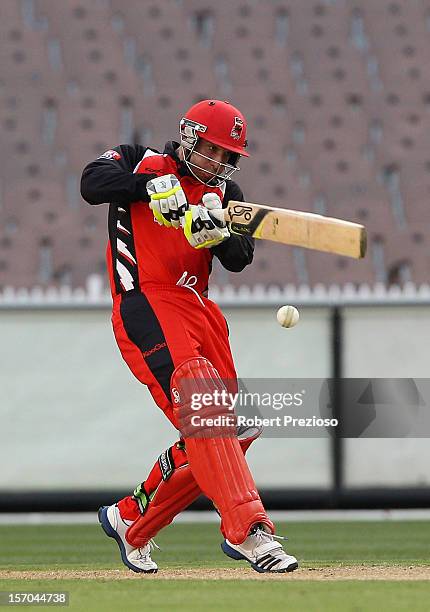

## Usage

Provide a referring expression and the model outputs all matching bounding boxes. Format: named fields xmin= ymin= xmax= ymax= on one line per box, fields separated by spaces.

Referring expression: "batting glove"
xmin=183 ymin=193 xmax=230 ymax=249
xmin=146 ymin=174 xmax=188 ymax=229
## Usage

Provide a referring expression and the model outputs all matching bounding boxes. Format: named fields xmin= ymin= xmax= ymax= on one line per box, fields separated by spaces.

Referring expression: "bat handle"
xmin=209 ymin=208 xmax=228 ymax=224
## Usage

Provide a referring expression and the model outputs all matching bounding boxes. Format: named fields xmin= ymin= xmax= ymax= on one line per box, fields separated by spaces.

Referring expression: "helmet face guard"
xmin=179 ymin=100 xmax=248 ymax=187
xmin=180 ymin=119 xmax=239 ymax=186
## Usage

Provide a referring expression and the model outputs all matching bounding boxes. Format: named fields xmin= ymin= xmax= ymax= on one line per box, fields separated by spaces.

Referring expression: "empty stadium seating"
xmin=1 ymin=0 xmax=429 ymax=289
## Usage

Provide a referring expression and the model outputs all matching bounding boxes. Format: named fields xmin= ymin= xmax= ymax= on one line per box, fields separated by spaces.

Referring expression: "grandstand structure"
xmin=1 ymin=0 xmax=430 ymax=290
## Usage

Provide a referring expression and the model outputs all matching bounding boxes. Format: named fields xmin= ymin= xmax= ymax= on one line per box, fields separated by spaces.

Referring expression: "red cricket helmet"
xmin=180 ymin=99 xmax=249 ymax=157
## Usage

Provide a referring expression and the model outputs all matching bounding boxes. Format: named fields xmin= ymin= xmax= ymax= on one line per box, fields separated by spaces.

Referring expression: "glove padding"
xmin=183 ymin=193 xmax=230 ymax=249
xmin=146 ymin=174 xmax=188 ymax=229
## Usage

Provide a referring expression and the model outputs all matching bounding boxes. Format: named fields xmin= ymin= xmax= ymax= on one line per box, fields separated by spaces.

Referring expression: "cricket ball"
xmin=276 ymin=305 xmax=300 ymax=328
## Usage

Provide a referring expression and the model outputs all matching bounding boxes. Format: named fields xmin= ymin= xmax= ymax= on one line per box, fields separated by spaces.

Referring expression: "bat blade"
xmin=220 ymin=201 xmax=367 ymax=259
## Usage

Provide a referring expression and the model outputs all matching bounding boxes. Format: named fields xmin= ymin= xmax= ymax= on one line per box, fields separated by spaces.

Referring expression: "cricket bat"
xmin=212 ymin=201 xmax=367 ymax=259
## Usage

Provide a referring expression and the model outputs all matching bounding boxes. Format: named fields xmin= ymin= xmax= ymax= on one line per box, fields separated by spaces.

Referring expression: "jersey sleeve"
xmin=80 ymin=144 xmax=156 ymax=205
xmin=210 ymin=180 xmax=255 ymax=273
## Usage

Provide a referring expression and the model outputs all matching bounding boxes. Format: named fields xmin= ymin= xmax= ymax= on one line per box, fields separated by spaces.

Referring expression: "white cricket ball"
xmin=276 ymin=305 xmax=300 ymax=328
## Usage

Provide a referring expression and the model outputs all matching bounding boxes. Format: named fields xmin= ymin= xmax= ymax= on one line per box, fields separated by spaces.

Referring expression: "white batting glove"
xmin=183 ymin=193 xmax=230 ymax=249
xmin=146 ymin=174 xmax=188 ymax=229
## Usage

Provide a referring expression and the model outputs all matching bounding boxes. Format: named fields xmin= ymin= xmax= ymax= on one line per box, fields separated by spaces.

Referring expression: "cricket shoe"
xmin=221 ymin=526 xmax=298 ymax=573
xmin=98 ymin=505 xmax=158 ymax=573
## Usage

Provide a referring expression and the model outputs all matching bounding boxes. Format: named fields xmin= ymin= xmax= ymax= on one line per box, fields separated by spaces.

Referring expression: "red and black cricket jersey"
xmin=81 ymin=141 xmax=254 ymax=297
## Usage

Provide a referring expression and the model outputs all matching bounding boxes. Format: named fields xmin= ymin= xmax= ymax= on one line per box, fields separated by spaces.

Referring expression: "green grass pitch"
xmin=0 ymin=520 xmax=429 ymax=611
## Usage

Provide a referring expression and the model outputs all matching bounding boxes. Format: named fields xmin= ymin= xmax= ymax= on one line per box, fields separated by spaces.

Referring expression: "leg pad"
xmin=125 ymin=431 xmax=260 ymax=548
xmin=171 ymin=357 xmax=273 ymax=544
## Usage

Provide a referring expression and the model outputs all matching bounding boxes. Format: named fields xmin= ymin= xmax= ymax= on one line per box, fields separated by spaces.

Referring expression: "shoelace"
xmin=176 ymin=271 xmax=205 ymax=307
xmin=149 ymin=538 xmax=160 ymax=551
xmin=137 ymin=538 xmax=160 ymax=560
xmin=252 ymin=527 xmax=288 ymax=548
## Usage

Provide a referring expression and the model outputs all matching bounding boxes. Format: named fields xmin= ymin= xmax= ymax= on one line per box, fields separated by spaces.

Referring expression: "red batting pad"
xmin=122 ymin=430 xmax=261 ymax=547
xmin=171 ymin=357 xmax=273 ymax=544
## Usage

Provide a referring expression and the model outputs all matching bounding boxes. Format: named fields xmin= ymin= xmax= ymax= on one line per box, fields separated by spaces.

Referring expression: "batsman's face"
xmin=190 ymin=140 xmax=231 ymax=182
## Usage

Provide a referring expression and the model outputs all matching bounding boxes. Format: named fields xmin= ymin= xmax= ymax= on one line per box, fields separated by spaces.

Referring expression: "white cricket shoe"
xmin=221 ymin=526 xmax=298 ymax=573
xmin=98 ymin=505 xmax=158 ymax=573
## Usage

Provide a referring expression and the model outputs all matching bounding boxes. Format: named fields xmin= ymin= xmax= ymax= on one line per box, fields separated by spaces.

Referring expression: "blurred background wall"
xmin=1 ymin=0 xmax=430 ymax=290
xmin=1 ymin=296 xmax=430 ymax=509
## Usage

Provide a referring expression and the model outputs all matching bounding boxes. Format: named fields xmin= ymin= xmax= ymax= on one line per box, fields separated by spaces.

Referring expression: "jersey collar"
xmin=164 ymin=141 xmax=194 ymax=178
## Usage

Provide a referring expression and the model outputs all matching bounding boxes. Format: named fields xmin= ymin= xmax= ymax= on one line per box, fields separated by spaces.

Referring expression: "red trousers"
xmin=112 ymin=284 xmax=236 ymax=426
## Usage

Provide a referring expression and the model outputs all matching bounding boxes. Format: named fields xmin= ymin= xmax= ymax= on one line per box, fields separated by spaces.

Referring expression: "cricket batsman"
xmin=80 ymin=99 xmax=298 ymax=574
